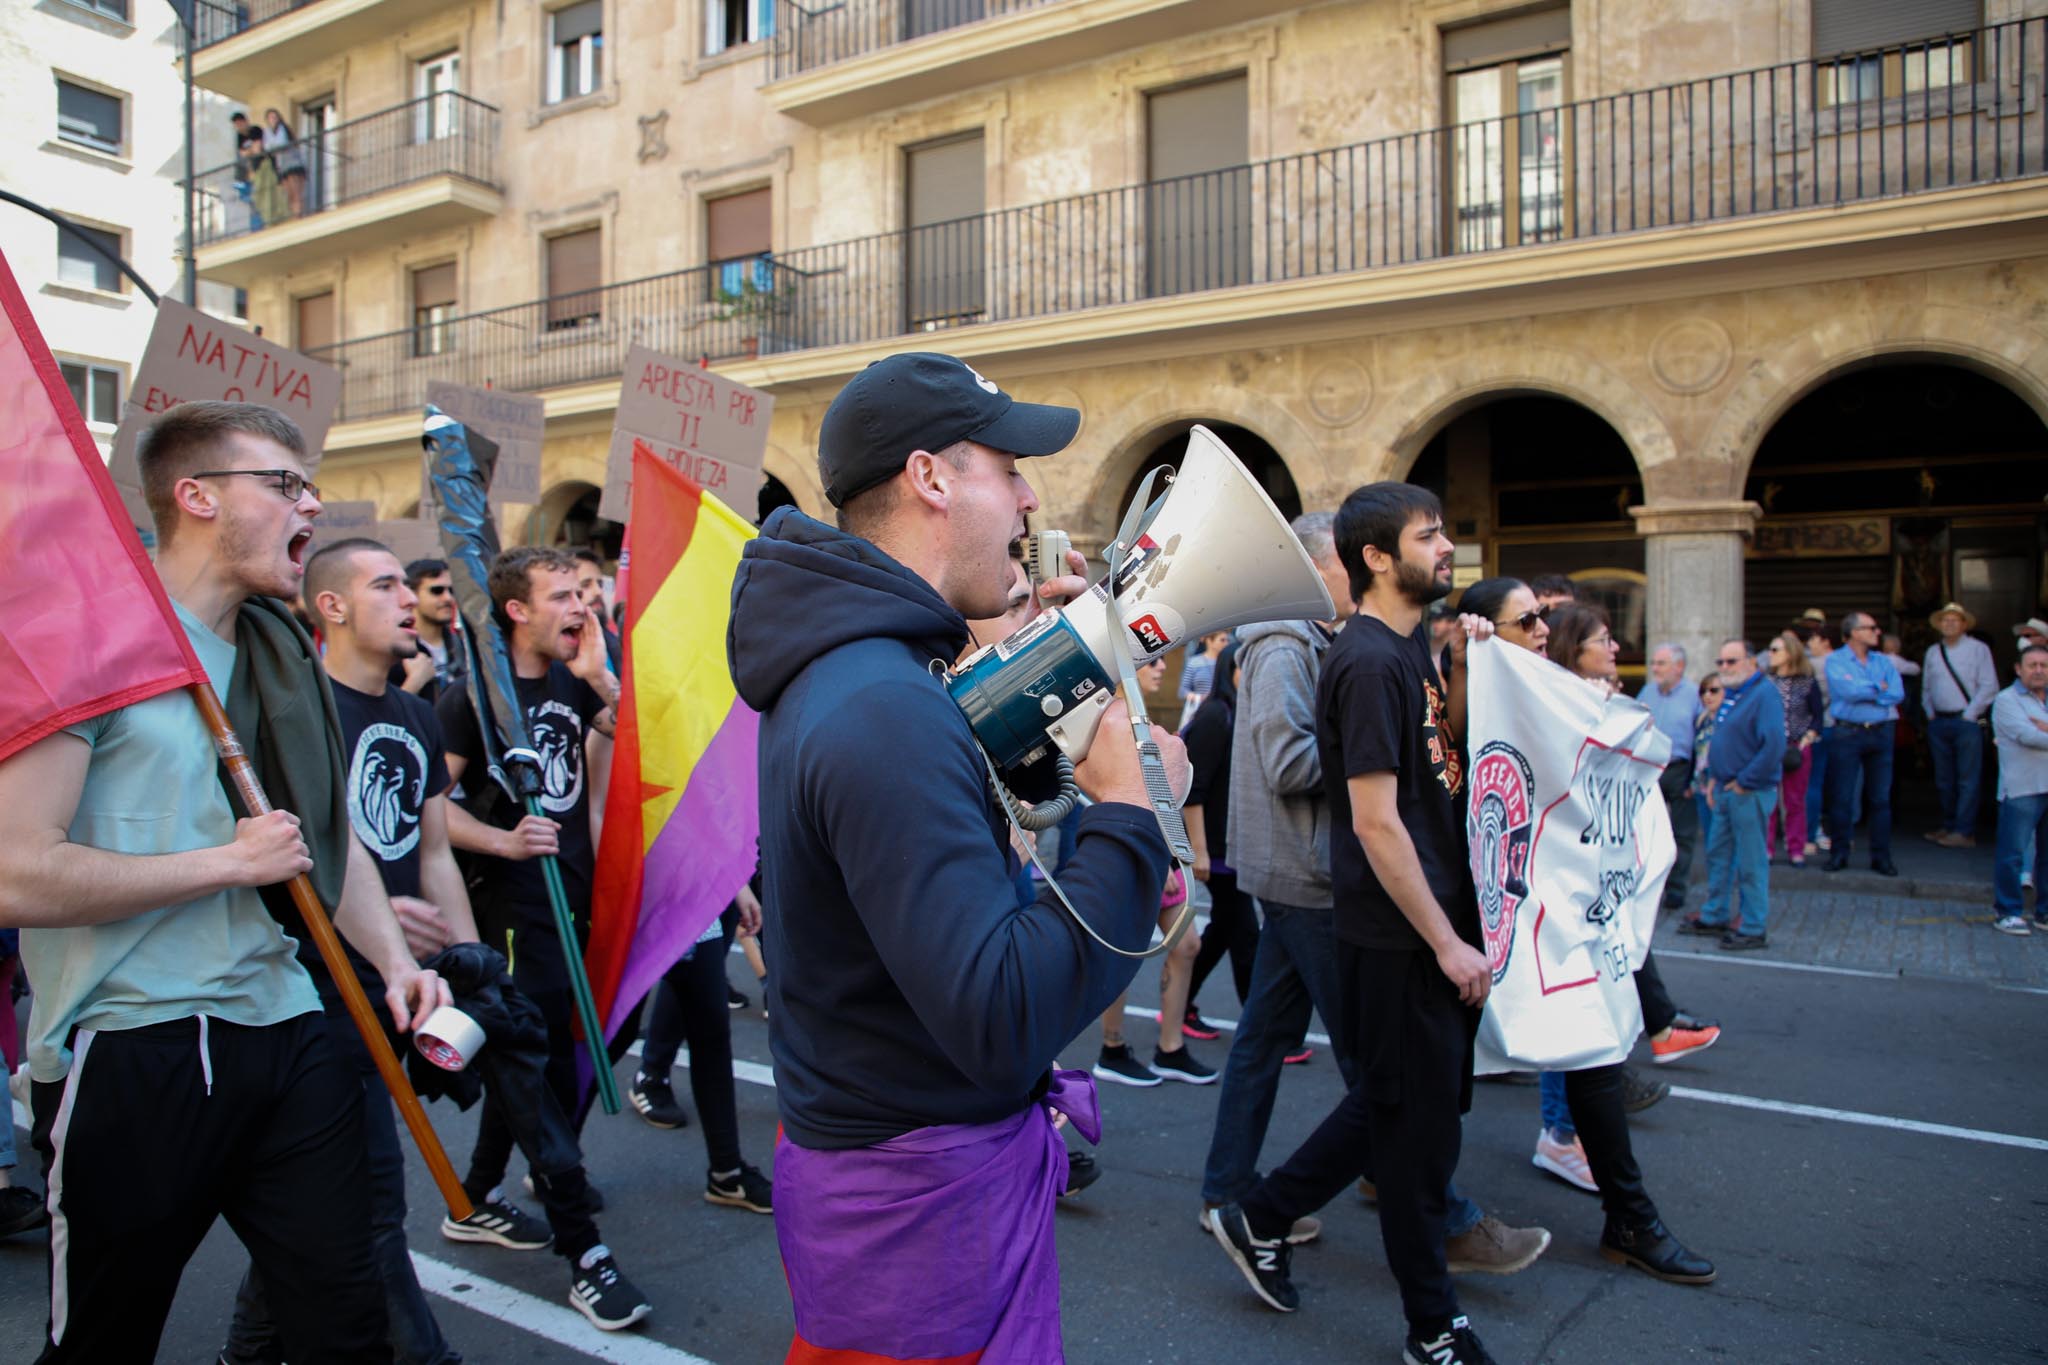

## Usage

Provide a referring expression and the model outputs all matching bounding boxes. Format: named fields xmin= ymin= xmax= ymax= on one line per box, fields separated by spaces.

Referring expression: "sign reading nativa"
xmin=599 ymin=345 xmax=772 ymax=524
xmin=108 ymin=299 xmax=340 ymax=529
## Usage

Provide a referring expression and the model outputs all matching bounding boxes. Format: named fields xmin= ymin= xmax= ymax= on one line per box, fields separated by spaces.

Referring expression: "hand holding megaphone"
xmin=1073 ymin=697 xmax=1190 ymax=810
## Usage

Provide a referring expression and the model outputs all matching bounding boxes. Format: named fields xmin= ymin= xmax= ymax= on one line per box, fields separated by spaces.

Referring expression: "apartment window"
xmin=60 ymin=361 xmax=120 ymax=425
xmin=296 ymin=290 xmax=336 ymax=353
xmin=1146 ymin=75 xmax=1251 ymax=297
xmin=56 ymin=221 xmax=123 ymax=293
xmin=545 ymin=228 xmax=603 ymax=330
xmin=57 ymin=79 xmax=123 ymax=155
xmin=706 ymin=188 xmax=773 ymax=301
xmin=412 ymin=263 xmax=458 ymax=357
xmin=546 ymin=2 xmax=603 ymax=105
xmin=905 ymin=132 xmax=985 ymax=328
xmin=415 ymin=53 xmax=460 ymax=141
xmin=706 ymin=0 xmax=774 ymax=55
xmin=1444 ymin=5 xmax=1570 ymax=253
xmin=61 ymin=0 xmax=130 ymax=19
xmin=300 ymin=96 xmax=338 ymax=211
xmin=1813 ymin=0 xmax=1977 ymax=106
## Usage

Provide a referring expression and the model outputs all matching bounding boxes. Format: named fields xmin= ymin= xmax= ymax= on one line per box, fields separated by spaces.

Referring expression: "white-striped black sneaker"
xmin=569 ymin=1245 xmax=651 ymax=1331
xmin=629 ymin=1073 xmax=690 ymax=1128
xmin=441 ymin=1192 xmax=551 ymax=1250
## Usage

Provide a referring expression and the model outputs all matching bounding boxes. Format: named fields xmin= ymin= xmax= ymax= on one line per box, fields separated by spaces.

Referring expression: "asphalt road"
xmin=2 ymin=937 xmax=2045 ymax=1363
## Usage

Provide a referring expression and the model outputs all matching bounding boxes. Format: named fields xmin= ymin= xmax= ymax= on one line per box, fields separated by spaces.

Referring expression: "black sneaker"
xmin=727 ymin=986 xmax=749 ymax=1011
xmin=1149 ymin=1045 xmax=1218 ymax=1085
xmin=442 ymin=1193 xmax=551 ymax=1250
xmin=569 ymin=1245 xmax=652 ymax=1331
xmin=1403 ymin=1315 xmax=1498 ymax=1365
xmin=705 ymin=1163 xmax=773 ymax=1213
xmin=629 ymin=1073 xmax=690 ymax=1129
xmin=1207 ymin=1202 xmax=1298 ymax=1312
xmin=1061 ymin=1151 xmax=1101 ymax=1198
xmin=1092 ymin=1042 xmax=1161 ymax=1088
xmin=0 ymin=1186 xmax=46 ymax=1239
xmin=1620 ymin=1066 xmax=1669 ymax=1114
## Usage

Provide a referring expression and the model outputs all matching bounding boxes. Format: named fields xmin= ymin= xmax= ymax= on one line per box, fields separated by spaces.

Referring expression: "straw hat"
xmin=2013 ymin=616 xmax=2048 ymax=639
xmin=1798 ymin=607 xmax=1828 ymax=624
xmin=1928 ymin=601 xmax=1977 ymax=631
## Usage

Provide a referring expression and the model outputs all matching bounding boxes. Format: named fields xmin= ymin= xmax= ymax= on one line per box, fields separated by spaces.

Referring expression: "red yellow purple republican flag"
xmin=587 ymin=441 xmax=761 ymax=1040
xmin=0 ymin=248 xmax=206 ymax=763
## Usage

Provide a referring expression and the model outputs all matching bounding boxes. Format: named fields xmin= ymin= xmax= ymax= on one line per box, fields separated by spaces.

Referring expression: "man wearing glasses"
xmin=1685 ymin=640 xmax=1786 ymax=949
xmin=1822 ymin=612 xmax=1905 ymax=876
xmin=1638 ymin=644 xmax=1702 ymax=911
xmin=395 ymin=558 xmax=465 ymax=704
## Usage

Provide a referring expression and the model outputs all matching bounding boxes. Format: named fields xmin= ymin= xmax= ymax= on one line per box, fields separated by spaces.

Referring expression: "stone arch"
xmin=1077 ymin=386 xmax=1327 ymax=542
xmin=1370 ymin=344 xmax=1678 ymax=487
xmin=527 ymin=479 xmax=602 ymax=547
xmin=762 ymin=443 xmax=824 ymax=520
xmin=1708 ymin=304 xmax=2048 ymax=488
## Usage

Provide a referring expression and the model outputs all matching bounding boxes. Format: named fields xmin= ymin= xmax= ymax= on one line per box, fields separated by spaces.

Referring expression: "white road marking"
xmin=624 ymin=1039 xmax=776 ymax=1089
xmin=1121 ymin=1003 xmax=1331 ymax=1048
xmin=1666 ymin=1085 xmax=2048 ymax=1153
xmin=411 ymin=1253 xmax=718 ymax=1363
xmin=1654 ymin=949 xmax=1899 ymax=979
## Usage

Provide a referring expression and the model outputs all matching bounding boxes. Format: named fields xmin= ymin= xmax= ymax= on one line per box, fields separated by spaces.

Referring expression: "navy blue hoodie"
xmin=728 ymin=509 xmax=1171 ymax=1149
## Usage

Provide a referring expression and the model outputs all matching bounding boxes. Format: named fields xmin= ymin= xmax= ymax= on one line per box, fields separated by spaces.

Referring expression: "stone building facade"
xmin=188 ymin=0 xmax=2048 ymax=675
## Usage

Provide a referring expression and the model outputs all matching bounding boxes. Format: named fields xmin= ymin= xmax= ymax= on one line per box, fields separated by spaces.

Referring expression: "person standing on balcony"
xmin=263 ymin=109 xmax=307 ymax=220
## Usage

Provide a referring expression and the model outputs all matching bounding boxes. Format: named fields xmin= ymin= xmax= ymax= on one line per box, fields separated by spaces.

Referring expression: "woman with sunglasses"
xmin=1765 ymin=633 xmax=1824 ymax=867
xmin=1456 ymin=585 xmax=1715 ymax=1283
xmin=1694 ymin=672 xmax=1725 ymax=847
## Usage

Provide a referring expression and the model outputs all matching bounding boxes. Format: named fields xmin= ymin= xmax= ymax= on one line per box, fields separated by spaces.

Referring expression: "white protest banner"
xmin=426 ymin=382 xmax=544 ymax=506
xmin=599 ymin=345 xmax=771 ymax=524
xmin=109 ymin=299 xmax=341 ymax=528
xmin=1464 ymin=637 xmax=1674 ymax=1074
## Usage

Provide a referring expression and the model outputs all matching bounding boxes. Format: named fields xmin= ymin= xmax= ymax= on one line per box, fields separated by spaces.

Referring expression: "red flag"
xmin=0 ymin=249 xmax=205 ymax=763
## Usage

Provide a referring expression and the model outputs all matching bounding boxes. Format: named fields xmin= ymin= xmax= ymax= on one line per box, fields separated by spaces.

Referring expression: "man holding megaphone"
xmin=727 ymin=352 xmax=1187 ymax=1363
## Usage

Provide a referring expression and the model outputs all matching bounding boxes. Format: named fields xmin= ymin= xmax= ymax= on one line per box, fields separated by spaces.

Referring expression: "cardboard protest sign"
xmin=108 ymin=300 xmax=341 ymax=528
xmin=304 ymin=500 xmax=378 ymax=554
xmin=426 ymin=382 xmax=544 ymax=506
xmin=369 ymin=518 xmax=444 ymax=568
xmin=598 ymin=345 xmax=771 ymax=524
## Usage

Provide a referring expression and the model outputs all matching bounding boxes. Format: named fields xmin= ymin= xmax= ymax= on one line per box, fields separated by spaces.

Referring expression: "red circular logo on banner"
xmin=1468 ymin=741 xmax=1534 ymax=985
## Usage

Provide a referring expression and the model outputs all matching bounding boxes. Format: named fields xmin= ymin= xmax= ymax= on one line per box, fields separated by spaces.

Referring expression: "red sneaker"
xmin=1282 ymin=1045 xmax=1314 ymax=1066
xmin=1182 ymin=1008 xmax=1222 ymax=1042
xmin=1650 ymin=1023 xmax=1721 ymax=1065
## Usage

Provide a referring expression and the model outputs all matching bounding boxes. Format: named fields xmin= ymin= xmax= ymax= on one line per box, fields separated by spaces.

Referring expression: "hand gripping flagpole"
xmin=191 ymin=683 xmax=474 ymax=1220
xmin=424 ymin=408 xmax=622 ymax=1115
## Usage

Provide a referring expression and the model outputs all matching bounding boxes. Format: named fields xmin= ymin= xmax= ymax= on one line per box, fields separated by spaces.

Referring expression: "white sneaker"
xmin=1992 ymin=915 xmax=2033 ymax=936
xmin=1532 ymin=1127 xmax=1599 ymax=1193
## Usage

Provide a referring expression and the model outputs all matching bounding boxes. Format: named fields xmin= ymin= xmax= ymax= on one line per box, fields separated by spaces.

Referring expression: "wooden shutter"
xmin=906 ymin=133 xmax=985 ymax=325
xmin=1147 ymin=75 xmax=1248 ymax=180
xmin=1146 ymin=76 xmax=1251 ymax=295
xmin=546 ymin=228 xmax=602 ymax=327
xmin=412 ymin=263 xmax=458 ymax=311
xmin=1812 ymin=0 xmax=1979 ymax=56
xmin=552 ymin=0 xmax=602 ymax=43
xmin=296 ymin=290 xmax=335 ymax=352
xmin=706 ymin=188 xmax=771 ymax=262
xmin=1441 ymin=5 xmax=1571 ymax=72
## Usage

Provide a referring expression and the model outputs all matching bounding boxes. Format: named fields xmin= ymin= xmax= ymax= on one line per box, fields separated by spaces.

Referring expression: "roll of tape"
xmin=416 ymin=1005 xmax=486 ymax=1072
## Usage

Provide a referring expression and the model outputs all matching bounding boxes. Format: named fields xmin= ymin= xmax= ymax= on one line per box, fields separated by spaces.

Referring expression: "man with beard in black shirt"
xmin=1209 ymin=483 xmax=1499 ymax=1365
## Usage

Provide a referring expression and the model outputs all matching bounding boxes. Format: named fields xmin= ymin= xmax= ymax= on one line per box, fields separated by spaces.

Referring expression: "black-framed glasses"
xmin=1496 ymin=608 xmax=1547 ymax=632
xmin=190 ymin=468 xmax=321 ymax=503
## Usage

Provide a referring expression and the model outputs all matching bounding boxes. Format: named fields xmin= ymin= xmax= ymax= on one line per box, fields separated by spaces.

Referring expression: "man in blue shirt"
xmin=1682 ymin=639 xmax=1785 ymax=948
xmin=1822 ymin=611 xmax=1905 ymax=876
xmin=1638 ymin=643 xmax=1701 ymax=910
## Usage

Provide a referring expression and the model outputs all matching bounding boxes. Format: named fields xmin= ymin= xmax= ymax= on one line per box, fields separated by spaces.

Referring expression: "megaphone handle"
xmin=1133 ymin=733 xmax=1193 ymax=863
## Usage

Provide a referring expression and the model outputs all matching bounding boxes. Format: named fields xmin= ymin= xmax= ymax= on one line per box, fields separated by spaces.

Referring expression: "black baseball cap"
xmin=818 ymin=352 xmax=1079 ymax=507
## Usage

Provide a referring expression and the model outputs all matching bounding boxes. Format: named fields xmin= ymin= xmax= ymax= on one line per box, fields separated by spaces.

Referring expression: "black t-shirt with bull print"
xmin=437 ymin=662 xmax=605 ymax=914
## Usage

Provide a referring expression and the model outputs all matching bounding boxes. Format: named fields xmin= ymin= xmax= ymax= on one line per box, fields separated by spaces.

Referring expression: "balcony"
xmin=319 ymin=19 xmax=2048 ymax=425
xmin=194 ymin=95 xmax=502 ymax=290
xmin=190 ymin=0 xmax=475 ymax=102
xmin=765 ymin=0 xmax=1301 ymax=124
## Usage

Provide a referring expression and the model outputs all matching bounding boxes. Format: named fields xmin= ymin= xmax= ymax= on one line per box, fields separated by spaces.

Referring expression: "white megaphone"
xmin=947 ymin=424 xmax=1334 ymax=774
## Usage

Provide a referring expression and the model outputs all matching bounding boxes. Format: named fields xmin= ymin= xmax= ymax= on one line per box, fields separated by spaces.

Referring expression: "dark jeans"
xmin=1240 ymin=943 xmax=1477 ymax=1335
xmin=1994 ymin=792 xmax=2048 ymax=916
xmin=1826 ymin=722 xmax=1895 ymax=860
xmin=227 ymin=1004 xmax=458 ymax=1365
xmin=638 ymin=911 xmax=744 ymax=1173
xmin=1927 ymin=715 xmax=1985 ymax=835
xmin=31 ymin=1014 xmax=386 ymax=1364
xmin=1657 ymin=760 xmax=1698 ymax=908
xmin=1188 ymin=872 xmax=1258 ymax=1007
xmin=1563 ymin=1064 xmax=1660 ymax=1230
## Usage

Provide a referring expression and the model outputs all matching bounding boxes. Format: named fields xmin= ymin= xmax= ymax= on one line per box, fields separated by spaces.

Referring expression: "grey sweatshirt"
xmin=1226 ymin=618 xmax=1335 ymax=909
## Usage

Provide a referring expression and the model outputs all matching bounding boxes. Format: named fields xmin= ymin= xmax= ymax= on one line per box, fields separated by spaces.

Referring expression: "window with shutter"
xmin=1443 ymin=8 xmax=1570 ymax=253
xmin=1146 ymin=75 xmax=1251 ymax=297
xmin=905 ymin=132 xmax=985 ymax=327
xmin=296 ymin=291 xmax=336 ymax=354
xmin=56 ymin=222 xmax=123 ymax=293
xmin=412 ymin=263 xmax=458 ymax=357
xmin=546 ymin=228 xmax=603 ymax=330
xmin=59 ymin=361 xmax=121 ymax=425
xmin=57 ymin=80 xmax=123 ymax=155
xmin=547 ymin=2 xmax=604 ymax=104
xmin=1812 ymin=0 xmax=1978 ymax=105
xmin=707 ymin=188 xmax=773 ymax=301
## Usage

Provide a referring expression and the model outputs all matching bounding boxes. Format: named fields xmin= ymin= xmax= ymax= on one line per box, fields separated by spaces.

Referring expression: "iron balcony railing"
xmin=190 ymin=0 xmax=317 ymax=50
xmin=315 ymin=18 xmax=2046 ymax=423
xmin=769 ymin=0 xmax=1063 ymax=79
xmin=191 ymin=94 xmax=500 ymax=249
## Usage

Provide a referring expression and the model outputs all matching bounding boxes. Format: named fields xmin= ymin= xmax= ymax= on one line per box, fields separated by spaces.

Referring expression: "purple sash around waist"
xmin=777 ymin=1070 xmax=1100 ymax=1364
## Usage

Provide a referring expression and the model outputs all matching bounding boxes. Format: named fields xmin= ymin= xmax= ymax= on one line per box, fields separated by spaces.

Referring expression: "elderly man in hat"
xmin=1921 ymin=602 xmax=1999 ymax=848
xmin=2015 ymin=617 xmax=2048 ymax=652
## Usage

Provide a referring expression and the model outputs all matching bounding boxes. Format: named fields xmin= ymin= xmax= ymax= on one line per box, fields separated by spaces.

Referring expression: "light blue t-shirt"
xmin=21 ymin=600 xmax=319 ymax=1082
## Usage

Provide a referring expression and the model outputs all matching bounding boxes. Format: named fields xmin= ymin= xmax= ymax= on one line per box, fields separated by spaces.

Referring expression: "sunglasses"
xmin=1496 ymin=609 xmax=1548 ymax=632
xmin=1715 ymin=656 xmax=1745 ymax=667
xmin=190 ymin=467 xmax=321 ymax=503
xmin=422 ymin=585 xmax=452 ymax=597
